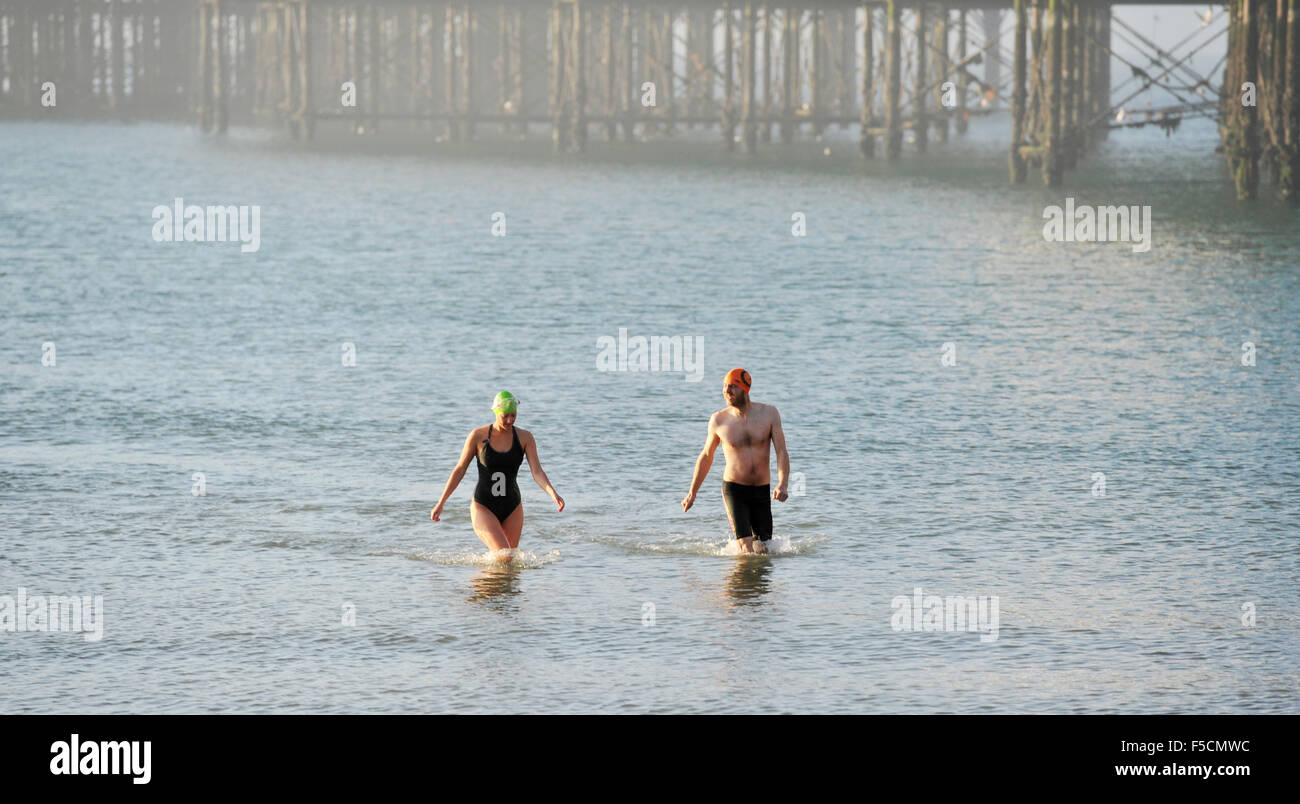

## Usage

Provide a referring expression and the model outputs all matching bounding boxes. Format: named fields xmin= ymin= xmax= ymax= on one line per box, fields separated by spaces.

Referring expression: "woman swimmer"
xmin=430 ymin=391 xmax=565 ymax=558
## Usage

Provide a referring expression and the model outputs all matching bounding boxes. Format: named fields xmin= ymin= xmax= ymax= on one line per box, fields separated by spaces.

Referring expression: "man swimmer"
xmin=681 ymin=368 xmax=790 ymax=554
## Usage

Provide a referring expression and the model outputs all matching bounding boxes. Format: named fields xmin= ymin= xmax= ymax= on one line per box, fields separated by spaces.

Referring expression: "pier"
xmin=0 ymin=1 xmax=1296 ymax=202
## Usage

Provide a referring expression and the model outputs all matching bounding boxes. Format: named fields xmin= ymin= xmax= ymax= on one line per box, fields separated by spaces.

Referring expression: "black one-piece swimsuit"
xmin=473 ymin=424 xmax=524 ymax=523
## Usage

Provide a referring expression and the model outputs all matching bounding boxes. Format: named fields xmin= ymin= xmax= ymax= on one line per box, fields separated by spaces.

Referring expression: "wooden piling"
xmin=782 ymin=5 xmax=795 ymax=144
xmin=914 ymin=5 xmax=927 ymax=153
xmin=661 ymin=8 xmax=674 ymax=135
xmin=1283 ymin=0 xmax=1298 ymax=202
xmin=572 ymin=0 xmax=585 ymax=152
xmin=622 ymin=3 xmax=633 ymax=142
xmin=199 ymin=1 xmax=212 ymax=131
xmin=724 ymin=2 xmax=735 ymax=150
xmin=111 ymin=0 xmax=125 ymax=115
xmin=1065 ymin=0 xmax=1079 ymax=169
xmin=446 ymin=4 xmax=458 ymax=141
xmin=885 ymin=0 xmax=901 ymax=160
xmin=1011 ymin=0 xmax=1027 ymax=182
xmin=604 ymin=3 xmax=616 ymax=141
xmin=300 ymin=1 xmax=313 ymax=139
xmin=860 ymin=1 xmax=875 ymax=158
xmin=550 ymin=0 xmax=565 ymax=151
xmin=513 ymin=4 xmax=524 ymax=135
xmin=840 ymin=7 xmax=854 ymax=128
xmin=934 ymin=8 xmax=949 ymax=145
xmin=215 ymin=1 xmax=228 ymax=132
xmin=461 ymin=3 xmax=474 ymax=141
xmin=743 ymin=3 xmax=757 ymax=153
xmin=957 ymin=9 xmax=968 ymax=134
xmin=810 ymin=7 xmax=822 ymax=136
xmin=1237 ymin=0 xmax=1261 ymax=199
xmin=762 ymin=5 xmax=773 ymax=142
xmin=1045 ymin=0 xmax=1062 ymax=186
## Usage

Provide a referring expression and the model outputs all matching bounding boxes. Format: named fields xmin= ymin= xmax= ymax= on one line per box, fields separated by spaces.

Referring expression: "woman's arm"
xmin=430 ymin=430 xmax=480 ymax=521
xmin=521 ymin=430 xmax=564 ymax=512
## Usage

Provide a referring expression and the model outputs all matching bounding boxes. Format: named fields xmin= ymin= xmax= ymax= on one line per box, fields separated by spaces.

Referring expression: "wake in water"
xmin=587 ymin=531 xmax=823 ymax=557
xmin=403 ymin=548 xmax=562 ymax=569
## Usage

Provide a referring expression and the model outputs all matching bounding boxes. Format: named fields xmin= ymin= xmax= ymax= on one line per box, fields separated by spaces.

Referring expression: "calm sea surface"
xmin=1 ymin=117 xmax=1297 ymax=713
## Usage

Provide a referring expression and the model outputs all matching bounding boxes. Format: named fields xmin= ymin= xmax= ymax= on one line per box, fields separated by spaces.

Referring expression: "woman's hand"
xmin=430 ymin=503 xmax=444 ymax=522
xmin=552 ymin=492 xmax=565 ymax=513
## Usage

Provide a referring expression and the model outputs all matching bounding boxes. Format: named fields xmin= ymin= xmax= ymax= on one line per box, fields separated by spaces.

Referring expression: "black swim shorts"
xmin=722 ymin=482 xmax=773 ymax=541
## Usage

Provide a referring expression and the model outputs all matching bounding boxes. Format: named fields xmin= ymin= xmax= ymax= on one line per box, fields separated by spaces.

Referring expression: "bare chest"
xmin=717 ymin=418 xmax=771 ymax=450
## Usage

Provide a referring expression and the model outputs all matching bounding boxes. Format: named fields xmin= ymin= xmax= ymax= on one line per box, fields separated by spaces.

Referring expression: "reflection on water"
xmin=467 ymin=564 xmax=522 ymax=607
xmin=724 ymin=557 xmax=775 ymax=606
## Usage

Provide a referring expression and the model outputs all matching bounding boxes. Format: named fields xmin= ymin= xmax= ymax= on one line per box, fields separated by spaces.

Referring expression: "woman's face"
xmin=496 ymin=411 xmax=517 ymax=428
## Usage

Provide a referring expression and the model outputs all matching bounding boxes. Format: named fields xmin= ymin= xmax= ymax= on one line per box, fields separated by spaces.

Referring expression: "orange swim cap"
xmin=723 ymin=368 xmax=752 ymax=392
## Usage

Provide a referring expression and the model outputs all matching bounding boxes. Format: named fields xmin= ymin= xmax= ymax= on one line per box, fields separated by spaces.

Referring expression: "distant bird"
xmin=1197 ymin=8 xmax=1214 ymax=27
xmin=1116 ymin=108 xmax=1127 ymax=122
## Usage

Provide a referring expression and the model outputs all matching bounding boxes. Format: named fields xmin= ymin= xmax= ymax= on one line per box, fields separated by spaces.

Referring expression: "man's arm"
xmin=771 ymin=408 xmax=790 ymax=502
xmin=682 ymin=415 xmax=721 ymax=512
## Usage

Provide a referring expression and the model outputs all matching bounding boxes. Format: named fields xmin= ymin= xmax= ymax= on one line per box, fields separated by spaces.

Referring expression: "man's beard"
xmin=728 ymin=392 xmax=748 ymax=408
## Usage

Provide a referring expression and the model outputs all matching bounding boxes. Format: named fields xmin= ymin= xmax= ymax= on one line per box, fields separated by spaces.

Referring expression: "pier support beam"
xmin=957 ymin=9 xmax=968 ymax=134
xmin=572 ymin=0 xmax=586 ymax=152
xmin=934 ymin=8 xmax=949 ymax=144
xmin=605 ymin=3 xmax=616 ymax=142
xmin=1234 ymin=0 xmax=1261 ymax=199
xmin=743 ymin=4 xmax=758 ymax=153
xmin=914 ymin=5 xmax=927 ymax=153
xmin=1011 ymin=0 xmax=1027 ymax=182
xmin=215 ymin=1 xmax=227 ymax=132
xmin=199 ymin=1 xmax=213 ymax=132
xmin=724 ymin=3 xmax=735 ymax=150
xmin=623 ymin=4 xmax=634 ymax=142
xmin=885 ymin=0 xmax=902 ymax=159
xmin=1284 ymin=0 xmax=1299 ymax=202
xmin=810 ymin=8 xmax=822 ymax=136
xmin=782 ymin=5 xmax=795 ymax=144
xmin=860 ymin=2 xmax=875 ymax=158
xmin=762 ymin=5 xmax=774 ymax=142
xmin=1045 ymin=0 xmax=1062 ymax=187
xmin=551 ymin=1 xmax=567 ymax=151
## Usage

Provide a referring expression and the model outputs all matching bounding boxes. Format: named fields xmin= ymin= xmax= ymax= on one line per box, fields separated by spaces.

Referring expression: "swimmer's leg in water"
xmin=471 ymin=500 xmax=521 ymax=561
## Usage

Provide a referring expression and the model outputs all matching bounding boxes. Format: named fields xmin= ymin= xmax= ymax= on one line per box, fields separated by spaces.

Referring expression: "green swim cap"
xmin=491 ymin=391 xmax=518 ymax=414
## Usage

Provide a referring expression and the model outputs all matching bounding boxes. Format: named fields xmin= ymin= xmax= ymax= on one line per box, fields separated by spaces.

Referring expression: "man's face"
xmin=724 ymin=383 xmax=747 ymax=407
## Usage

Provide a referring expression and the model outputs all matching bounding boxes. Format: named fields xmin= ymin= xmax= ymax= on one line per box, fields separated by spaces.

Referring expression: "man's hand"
xmin=773 ymin=485 xmax=789 ymax=503
xmin=430 ymin=503 xmax=444 ymax=522
xmin=681 ymin=492 xmax=696 ymax=512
